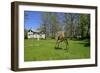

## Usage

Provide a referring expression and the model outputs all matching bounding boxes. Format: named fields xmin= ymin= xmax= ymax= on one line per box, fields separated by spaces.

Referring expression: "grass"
xmin=24 ymin=39 xmax=90 ymax=61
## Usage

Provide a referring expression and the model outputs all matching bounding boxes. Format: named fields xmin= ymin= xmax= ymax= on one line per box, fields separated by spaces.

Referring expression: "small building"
xmin=27 ymin=29 xmax=46 ymax=40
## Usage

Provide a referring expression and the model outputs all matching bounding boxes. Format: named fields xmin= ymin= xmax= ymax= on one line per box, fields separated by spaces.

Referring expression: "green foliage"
xmin=79 ymin=14 xmax=90 ymax=39
xmin=24 ymin=29 xmax=28 ymax=39
xmin=33 ymin=12 xmax=90 ymax=40
xmin=38 ymin=12 xmax=62 ymax=38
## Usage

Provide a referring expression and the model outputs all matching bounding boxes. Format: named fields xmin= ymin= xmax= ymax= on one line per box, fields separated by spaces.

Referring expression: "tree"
xmin=24 ymin=28 xmax=28 ymax=39
xmin=40 ymin=12 xmax=50 ymax=39
xmin=24 ymin=12 xmax=29 ymax=39
xmin=63 ymin=13 xmax=77 ymax=39
xmin=49 ymin=13 xmax=60 ymax=38
xmin=39 ymin=12 xmax=61 ymax=39
xmin=79 ymin=14 xmax=90 ymax=39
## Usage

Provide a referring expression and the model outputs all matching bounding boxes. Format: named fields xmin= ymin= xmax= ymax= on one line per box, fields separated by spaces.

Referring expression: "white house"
xmin=27 ymin=29 xmax=46 ymax=40
xmin=27 ymin=30 xmax=34 ymax=38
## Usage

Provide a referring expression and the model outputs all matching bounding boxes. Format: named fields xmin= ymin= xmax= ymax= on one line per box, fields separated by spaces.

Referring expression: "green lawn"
xmin=24 ymin=39 xmax=90 ymax=61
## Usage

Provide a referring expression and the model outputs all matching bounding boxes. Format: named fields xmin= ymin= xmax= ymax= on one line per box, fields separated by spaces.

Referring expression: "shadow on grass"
xmin=71 ymin=39 xmax=90 ymax=47
xmin=84 ymin=42 xmax=90 ymax=47
xmin=77 ymin=42 xmax=90 ymax=47
xmin=55 ymin=47 xmax=63 ymax=50
xmin=54 ymin=47 xmax=68 ymax=51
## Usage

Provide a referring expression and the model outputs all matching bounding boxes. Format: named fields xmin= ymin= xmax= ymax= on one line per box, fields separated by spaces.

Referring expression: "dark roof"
xmin=28 ymin=29 xmax=33 ymax=32
xmin=28 ymin=29 xmax=45 ymax=34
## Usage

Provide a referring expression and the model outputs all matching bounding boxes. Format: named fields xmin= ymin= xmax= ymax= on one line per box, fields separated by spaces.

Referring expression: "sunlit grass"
xmin=24 ymin=39 xmax=90 ymax=61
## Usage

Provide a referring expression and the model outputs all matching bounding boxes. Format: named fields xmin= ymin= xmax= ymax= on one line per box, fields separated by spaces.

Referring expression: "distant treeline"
xmin=25 ymin=12 xmax=90 ymax=40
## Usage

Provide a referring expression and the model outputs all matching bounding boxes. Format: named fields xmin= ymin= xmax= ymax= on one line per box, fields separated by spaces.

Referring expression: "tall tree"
xmin=63 ymin=13 xmax=75 ymax=39
xmin=24 ymin=12 xmax=29 ymax=39
xmin=40 ymin=12 xmax=50 ymax=39
xmin=79 ymin=14 xmax=90 ymax=39
xmin=49 ymin=13 xmax=60 ymax=38
xmin=39 ymin=12 xmax=61 ymax=39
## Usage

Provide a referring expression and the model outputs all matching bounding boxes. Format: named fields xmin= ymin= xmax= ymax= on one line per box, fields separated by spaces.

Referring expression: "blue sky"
xmin=24 ymin=11 xmax=81 ymax=31
xmin=24 ymin=11 xmax=66 ymax=31
xmin=24 ymin=11 xmax=43 ymax=31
